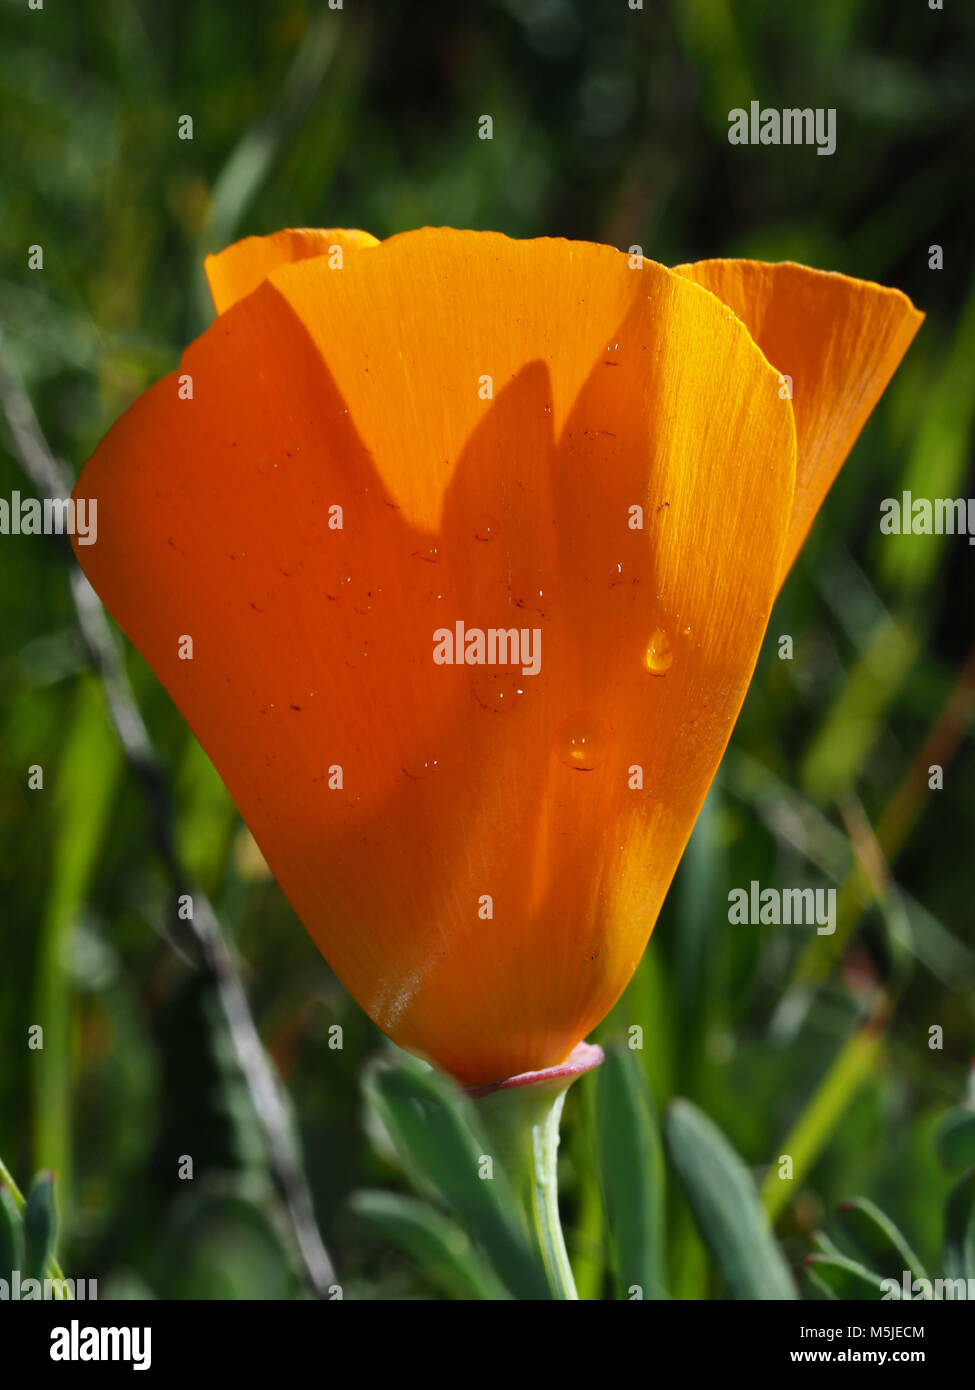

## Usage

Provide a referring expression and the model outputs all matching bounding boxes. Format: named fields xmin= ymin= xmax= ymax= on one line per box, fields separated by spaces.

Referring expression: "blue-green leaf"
xmin=596 ymin=1043 xmax=668 ymax=1299
xmin=23 ymin=1171 xmax=57 ymax=1282
xmin=804 ymin=1254 xmax=898 ymax=1300
xmin=935 ymin=1107 xmax=975 ymax=1172
xmin=836 ymin=1197 xmax=927 ymax=1282
xmin=363 ymin=1055 xmax=547 ymax=1299
xmin=665 ymin=1099 xmax=797 ymax=1300
xmin=944 ymin=1169 xmax=975 ymax=1283
xmin=350 ymin=1189 xmax=511 ymax=1300
xmin=0 ymin=1185 xmax=24 ymax=1283
xmin=809 ymin=1228 xmax=844 ymax=1258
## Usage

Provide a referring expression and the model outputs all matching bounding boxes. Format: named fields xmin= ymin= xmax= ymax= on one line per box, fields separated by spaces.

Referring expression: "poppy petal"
xmin=204 ymin=227 xmax=380 ymax=315
xmin=673 ymin=259 xmax=923 ymax=574
xmin=74 ymin=229 xmax=796 ymax=1082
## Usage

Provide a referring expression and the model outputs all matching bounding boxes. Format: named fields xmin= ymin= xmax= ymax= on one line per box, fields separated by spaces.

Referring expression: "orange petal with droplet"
xmin=74 ymin=229 xmax=800 ymax=1082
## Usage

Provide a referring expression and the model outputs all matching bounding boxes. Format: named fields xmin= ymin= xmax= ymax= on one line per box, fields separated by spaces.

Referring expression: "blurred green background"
xmin=0 ymin=0 xmax=973 ymax=1299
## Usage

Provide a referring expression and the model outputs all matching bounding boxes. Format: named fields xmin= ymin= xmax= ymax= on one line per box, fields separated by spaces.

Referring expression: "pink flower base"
xmin=464 ymin=1041 xmax=605 ymax=1099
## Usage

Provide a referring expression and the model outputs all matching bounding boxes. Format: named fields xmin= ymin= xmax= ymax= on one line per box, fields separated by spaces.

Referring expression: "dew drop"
xmin=471 ymin=670 xmax=527 ymax=713
xmin=354 ymin=584 xmax=381 ymax=616
xmin=509 ymin=570 xmax=559 ymax=611
xmin=610 ymin=561 xmax=639 ymax=588
xmin=344 ymin=641 xmax=370 ymax=669
xmin=474 ymin=517 xmax=498 ymax=542
xmin=402 ymin=754 xmax=441 ymax=780
xmin=555 ymin=712 xmax=609 ymax=771
xmin=645 ymin=628 xmax=673 ymax=676
xmin=413 ymin=544 xmax=440 ymax=564
xmin=326 ymin=570 xmax=353 ymax=600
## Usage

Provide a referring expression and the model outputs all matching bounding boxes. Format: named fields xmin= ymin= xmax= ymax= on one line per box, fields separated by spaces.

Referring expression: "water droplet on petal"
xmin=555 ymin=712 xmax=609 ymax=771
xmin=413 ymin=545 xmax=439 ymax=564
xmin=402 ymin=754 xmax=441 ymax=780
xmin=326 ymin=570 xmax=353 ymax=600
xmin=354 ymin=584 xmax=381 ymax=616
xmin=474 ymin=518 xmax=498 ymax=542
xmin=344 ymin=641 xmax=370 ymax=669
xmin=610 ymin=561 xmax=640 ymax=588
xmin=471 ymin=671 xmax=527 ymax=713
xmin=509 ymin=570 xmax=559 ymax=611
xmin=645 ymin=628 xmax=673 ymax=675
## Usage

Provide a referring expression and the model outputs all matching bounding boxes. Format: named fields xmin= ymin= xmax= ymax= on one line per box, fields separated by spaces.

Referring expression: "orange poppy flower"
xmin=71 ymin=229 xmax=922 ymax=1084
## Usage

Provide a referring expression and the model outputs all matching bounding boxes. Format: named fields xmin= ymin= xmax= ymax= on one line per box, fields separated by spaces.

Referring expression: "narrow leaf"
xmin=944 ymin=1169 xmax=975 ymax=1283
xmin=350 ymin=1189 xmax=510 ymax=1300
xmin=837 ymin=1197 xmax=927 ymax=1282
xmin=665 ymin=1099 xmax=797 ymax=1300
xmin=597 ymin=1044 xmax=668 ymax=1299
xmin=804 ymin=1254 xmax=899 ymax=1300
xmin=808 ymin=1228 xmax=843 ymax=1258
xmin=0 ymin=1185 xmax=24 ymax=1282
xmin=364 ymin=1057 xmax=548 ymax=1299
xmin=935 ymin=1107 xmax=975 ymax=1172
xmin=23 ymin=1171 xmax=57 ymax=1282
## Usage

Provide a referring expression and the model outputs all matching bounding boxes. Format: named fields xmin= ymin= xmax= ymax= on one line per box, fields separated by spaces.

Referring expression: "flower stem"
xmin=468 ymin=1041 xmax=604 ymax=1300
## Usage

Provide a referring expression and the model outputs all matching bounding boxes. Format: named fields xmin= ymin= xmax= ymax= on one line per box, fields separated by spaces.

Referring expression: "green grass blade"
xmin=761 ymin=1021 xmax=885 ymax=1222
xmin=33 ymin=674 xmax=122 ymax=1207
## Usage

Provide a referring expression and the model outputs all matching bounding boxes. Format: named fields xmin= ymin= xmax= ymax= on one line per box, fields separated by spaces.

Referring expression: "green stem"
xmin=469 ymin=1042 xmax=603 ymax=1301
